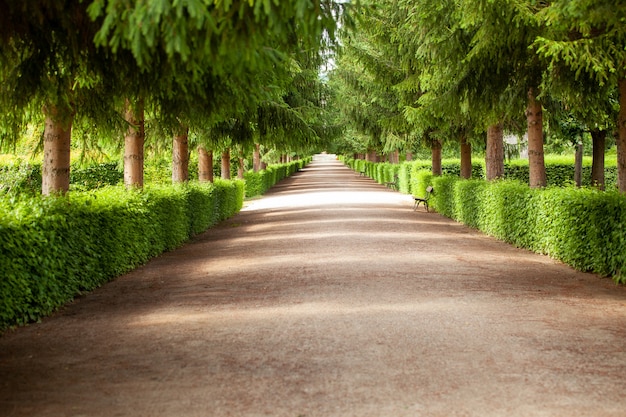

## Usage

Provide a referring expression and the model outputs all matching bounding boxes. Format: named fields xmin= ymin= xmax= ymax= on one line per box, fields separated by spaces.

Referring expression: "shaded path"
xmin=2 ymin=154 xmax=626 ymax=416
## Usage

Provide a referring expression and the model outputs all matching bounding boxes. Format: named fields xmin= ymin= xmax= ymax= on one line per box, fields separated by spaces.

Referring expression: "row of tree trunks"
xmin=41 ymin=104 xmax=73 ymax=196
xmin=38 ymin=80 xmax=626 ymax=195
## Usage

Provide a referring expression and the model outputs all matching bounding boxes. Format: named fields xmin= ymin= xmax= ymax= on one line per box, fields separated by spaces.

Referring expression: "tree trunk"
xmin=590 ymin=129 xmax=606 ymax=190
xmin=198 ymin=147 xmax=213 ymax=182
xmin=431 ymin=140 xmax=442 ymax=176
xmin=253 ymin=143 xmax=261 ymax=172
xmin=124 ymin=98 xmax=145 ymax=188
xmin=486 ymin=123 xmax=504 ymax=180
xmin=41 ymin=105 xmax=73 ymax=196
xmin=405 ymin=152 xmax=413 ymax=161
xmin=460 ymin=134 xmax=472 ymax=179
xmin=172 ymin=126 xmax=189 ymax=183
xmin=574 ymin=143 xmax=583 ymax=187
xmin=237 ymin=157 xmax=245 ymax=179
xmin=527 ymin=87 xmax=547 ymax=188
xmin=618 ymin=79 xmax=626 ymax=193
xmin=221 ymin=149 xmax=231 ymax=179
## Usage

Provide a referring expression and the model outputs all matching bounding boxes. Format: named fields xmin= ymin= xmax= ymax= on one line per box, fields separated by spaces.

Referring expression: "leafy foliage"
xmin=0 ymin=180 xmax=244 ymax=332
xmin=244 ymin=158 xmax=310 ymax=198
xmin=0 ymin=156 xmax=307 ymax=331
xmin=344 ymin=157 xmax=626 ymax=282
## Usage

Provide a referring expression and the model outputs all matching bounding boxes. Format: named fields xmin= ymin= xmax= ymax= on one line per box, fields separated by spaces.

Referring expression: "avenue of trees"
xmin=2 ymin=1 xmax=626 ymax=194
xmin=329 ymin=0 xmax=626 ymax=192
xmin=0 ymin=0 xmax=346 ymax=195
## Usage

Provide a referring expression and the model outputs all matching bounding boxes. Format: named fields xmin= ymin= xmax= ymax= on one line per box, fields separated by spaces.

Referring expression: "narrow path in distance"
xmin=1 ymin=154 xmax=626 ymax=417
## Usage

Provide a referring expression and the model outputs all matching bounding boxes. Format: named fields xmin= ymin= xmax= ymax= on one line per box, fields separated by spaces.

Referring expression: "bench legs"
xmin=413 ymin=198 xmax=429 ymax=212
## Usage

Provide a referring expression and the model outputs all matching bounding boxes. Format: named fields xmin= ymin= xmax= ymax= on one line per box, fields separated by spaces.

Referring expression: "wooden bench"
xmin=413 ymin=186 xmax=433 ymax=212
xmin=385 ymin=174 xmax=399 ymax=190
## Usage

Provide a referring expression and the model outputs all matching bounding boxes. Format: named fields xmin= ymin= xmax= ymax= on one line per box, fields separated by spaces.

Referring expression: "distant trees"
xmin=329 ymin=0 xmax=626 ymax=191
xmin=0 ymin=0 xmax=345 ymax=194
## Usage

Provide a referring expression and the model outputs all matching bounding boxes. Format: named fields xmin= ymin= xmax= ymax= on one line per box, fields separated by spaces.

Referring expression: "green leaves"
xmin=0 ymin=179 xmax=246 ymax=332
xmin=413 ymin=169 xmax=626 ymax=282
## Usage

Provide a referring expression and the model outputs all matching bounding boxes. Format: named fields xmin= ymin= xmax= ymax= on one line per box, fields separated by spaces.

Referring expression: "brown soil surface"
xmin=2 ymin=154 xmax=626 ymax=417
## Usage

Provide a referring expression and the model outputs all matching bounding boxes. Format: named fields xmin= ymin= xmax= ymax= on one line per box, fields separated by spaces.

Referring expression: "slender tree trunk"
xmin=405 ymin=152 xmax=413 ymax=161
xmin=486 ymin=123 xmax=504 ymax=180
xmin=253 ymin=143 xmax=261 ymax=172
xmin=172 ymin=126 xmax=189 ymax=183
xmin=574 ymin=143 xmax=583 ymax=187
xmin=431 ymin=140 xmax=442 ymax=176
xmin=221 ymin=149 xmax=231 ymax=179
xmin=618 ymin=79 xmax=626 ymax=193
xmin=591 ymin=129 xmax=606 ymax=190
xmin=124 ymin=98 xmax=145 ymax=188
xmin=460 ymin=133 xmax=472 ymax=179
xmin=527 ymin=87 xmax=547 ymax=188
xmin=237 ymin=156 xmax=245 ymax=179
xmin=198 ymin=147 xmax=213 ymax=182
xmin=41 ymin=105 xmax=73 ymax=196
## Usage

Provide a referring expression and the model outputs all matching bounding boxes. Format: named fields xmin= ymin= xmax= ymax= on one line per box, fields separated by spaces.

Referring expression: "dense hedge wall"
xmin=0 ymin=180 xmax=245 ymax=331
xmin=426 ymin=174 xmax=626 ymax=283
xmin=0 ymin=157 xmax=308 ymax=331
xmin=0 ymin=161 xmax=123 ymax=195
xmin=244 ymin=158 xmax=310 ymax=198
xmin=504 ymin=158 xmax=617 ymax=188
xmin=343 ymin=156 xmax=618 ymax=191
xmin=343 ymin=157 xmax=626 ymax=283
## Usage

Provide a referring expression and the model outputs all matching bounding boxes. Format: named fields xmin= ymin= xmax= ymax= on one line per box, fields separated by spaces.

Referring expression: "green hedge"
xmin=0 ymin=156 xmax=306 ymax=331
xmin=0 ymin=180 xmax=244 ymax=331
xmin=502 ymin=157 xmax=617 ymax=188
xmin=0 ymin=161 xmax=123 ymax=195
xmin=343 ymin=156 xmax=617 ymax=190
xmin=421 ymin=175 xmax=626 ymax=283
xmin=343 ymin=156 xmax=626 ymax=283
xmin=243 ymin=158 xmax=310 ymax=198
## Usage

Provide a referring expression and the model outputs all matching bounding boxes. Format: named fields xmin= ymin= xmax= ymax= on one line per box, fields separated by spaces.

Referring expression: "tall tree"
xmin=534 ymin=0 xmax=626 ymax=191
xmin=123 ymin=98 xmax=145 ymax=188
xmin=0 ymin=1 xmax=107 ymax=195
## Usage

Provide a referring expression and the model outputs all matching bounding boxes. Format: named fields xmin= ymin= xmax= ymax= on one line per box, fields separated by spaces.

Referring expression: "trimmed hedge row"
xmin=244 ymin=158 xmax=310 ymax=198
xmin=346 ymin=158 xmax=482 ymax=195
xmin=0 ymin=180 xmax=244 ymax=331
xmin=0 ymin=157 xmax=309 ymax=331
xmin=343 ymin=157 xmax=626 ymax=283
xmin=425 ymin=174 xmax=626 ymax=282
xmin=0 ymin=161 xmax=123 ymax=195
xmin=344 ymin=157 xmax=618 ymax=191
xmin=504 ymin=159 xmax=617 ymax=188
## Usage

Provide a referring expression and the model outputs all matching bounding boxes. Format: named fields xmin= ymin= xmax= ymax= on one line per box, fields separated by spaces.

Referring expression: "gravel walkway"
xmin=2 ymin=154 xmax=626 ymax=417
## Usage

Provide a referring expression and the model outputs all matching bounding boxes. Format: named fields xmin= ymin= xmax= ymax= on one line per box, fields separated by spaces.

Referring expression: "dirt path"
xmin=2 ymin=154 xmax=626 ymax=417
